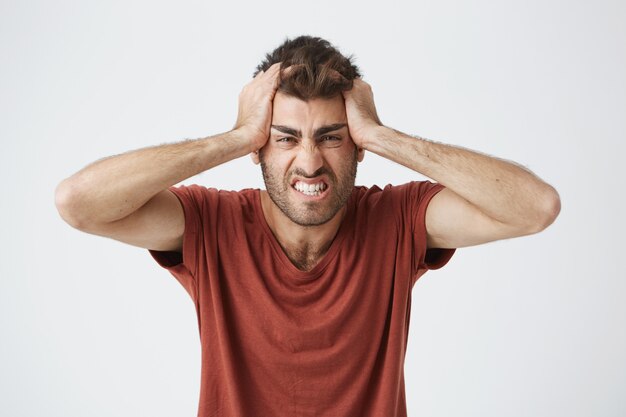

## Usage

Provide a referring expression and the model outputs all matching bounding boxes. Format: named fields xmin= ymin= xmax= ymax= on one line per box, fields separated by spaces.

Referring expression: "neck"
xmin=259 ymin=190 xmax=347 ymax=270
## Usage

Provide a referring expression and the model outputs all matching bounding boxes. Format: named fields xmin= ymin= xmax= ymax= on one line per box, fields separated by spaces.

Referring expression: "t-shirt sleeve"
xmin=399 ymin=181 xmax=457 ymax=274
xmin=148 ymin=184 xmax=206 ymax=302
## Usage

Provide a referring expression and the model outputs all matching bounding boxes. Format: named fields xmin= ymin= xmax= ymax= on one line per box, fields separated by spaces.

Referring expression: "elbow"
xmin=54 ymin=179 xmax=88 ymax=230
xmin=531 ymin=185 xmax=561 ymax=233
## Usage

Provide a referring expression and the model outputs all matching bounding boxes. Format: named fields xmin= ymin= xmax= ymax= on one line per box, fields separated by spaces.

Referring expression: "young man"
xmin=55 ymin=35 xmax=560 ymax=417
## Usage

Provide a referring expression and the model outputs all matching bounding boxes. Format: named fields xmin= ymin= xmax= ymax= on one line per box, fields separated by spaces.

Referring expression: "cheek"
xmin=328 ymin=145 xmax=356 ymax=163
xmin=261 ymin=154 xmax=292 ymax=177
xmin=332 ymin=149 xmax=358 ymax=173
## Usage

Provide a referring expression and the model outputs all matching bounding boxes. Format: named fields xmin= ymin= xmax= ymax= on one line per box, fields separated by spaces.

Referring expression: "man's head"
xmin=251 ymin=35 xmax=364 ymax=226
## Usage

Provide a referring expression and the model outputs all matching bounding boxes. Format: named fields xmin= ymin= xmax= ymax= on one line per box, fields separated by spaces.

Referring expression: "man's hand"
xmin=341 ymin=78 xmax=384 ymax=149
xmin=233 ymin=62 xmax=290 ymax=152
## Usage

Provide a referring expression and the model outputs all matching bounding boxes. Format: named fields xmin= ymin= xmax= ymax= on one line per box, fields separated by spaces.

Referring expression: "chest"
xmin=281 ymin=246 xmax=326 ymax=272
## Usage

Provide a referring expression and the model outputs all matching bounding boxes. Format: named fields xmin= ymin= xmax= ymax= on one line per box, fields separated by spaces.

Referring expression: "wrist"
xmin=197 ymin=129 xmax=255 ymax=166
xmin=361 ymin=125 xmax=394 ymax=152
xmin=231 ymin=127 xmax=268 ymax=154
xmin=225 ymin=128 xmax=257 ymax=154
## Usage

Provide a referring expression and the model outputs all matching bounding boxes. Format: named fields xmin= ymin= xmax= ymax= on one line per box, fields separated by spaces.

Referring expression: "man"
xmin=55 ymin=35 xmax=560 ymax=417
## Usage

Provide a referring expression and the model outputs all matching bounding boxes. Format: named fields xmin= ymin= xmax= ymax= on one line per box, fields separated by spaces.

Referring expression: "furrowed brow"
xmin=313 ymin=123 xmax=347 ymax=138
xmin=271 ymin=123 xmax=347 ymax=138
xmin=271 ymin=125 xmax=301 ymax=137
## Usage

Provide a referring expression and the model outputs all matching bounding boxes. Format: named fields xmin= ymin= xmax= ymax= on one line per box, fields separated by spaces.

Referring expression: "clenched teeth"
xmin=293 ymin=181 xmax=328 ymax=196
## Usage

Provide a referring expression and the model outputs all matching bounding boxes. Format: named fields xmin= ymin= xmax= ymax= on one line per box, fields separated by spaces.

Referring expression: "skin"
xmin=250 ymin=92 xmax=364 ymax=271
xmin=56 ymin=61 xmax=560 ymax=271
xmin=249 ymin=67 xmax=561 ymax=270
xmin=341 ymin=78 xmax=561 ymax=249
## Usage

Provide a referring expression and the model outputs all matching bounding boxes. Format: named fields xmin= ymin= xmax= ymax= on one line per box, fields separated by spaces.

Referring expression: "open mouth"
xmin=291 ymin=180 xmax=329 ymax=197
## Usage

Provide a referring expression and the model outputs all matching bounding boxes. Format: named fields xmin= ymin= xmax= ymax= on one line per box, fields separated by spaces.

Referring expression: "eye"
xmin=321 ymin=135 xmax=341 ymax=141
xmin=277 ymin=137 xmax=296 ymax=143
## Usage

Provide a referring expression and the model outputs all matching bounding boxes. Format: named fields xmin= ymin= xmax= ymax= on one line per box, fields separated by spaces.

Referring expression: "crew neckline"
xmin=253 ymin=188 xmax=356 ymax=281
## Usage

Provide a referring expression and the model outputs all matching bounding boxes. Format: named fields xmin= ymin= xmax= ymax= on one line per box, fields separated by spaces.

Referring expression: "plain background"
xmin=1 ymin=0 xmax=624 ymax=416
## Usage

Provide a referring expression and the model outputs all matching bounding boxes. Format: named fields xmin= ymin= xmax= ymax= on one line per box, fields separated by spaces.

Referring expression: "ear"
xmin=250 ymin=151 xmax=260 ymax=165
xmin=357 ymin=147 xmax=365 ymax=162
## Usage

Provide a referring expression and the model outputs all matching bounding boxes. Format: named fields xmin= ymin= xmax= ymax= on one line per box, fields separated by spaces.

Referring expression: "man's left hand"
xmin=341 ymin=78 xmax=384 ymax=149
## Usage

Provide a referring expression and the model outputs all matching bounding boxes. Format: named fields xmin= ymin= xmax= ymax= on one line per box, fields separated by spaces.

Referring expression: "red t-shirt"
xmin=149 ymin=181 xmax=455 ymax=417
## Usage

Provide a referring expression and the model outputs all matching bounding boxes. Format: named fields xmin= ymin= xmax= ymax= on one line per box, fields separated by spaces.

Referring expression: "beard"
xmin=259 ymin=148 xmax=358 ymax=227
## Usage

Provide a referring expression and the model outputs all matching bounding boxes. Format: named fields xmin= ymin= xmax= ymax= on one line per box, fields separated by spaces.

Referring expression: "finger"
xmin=281 ymin=65 xmax=294 ymax=76
xmin=269 ymin=65 xmax=284 ymax=85
xmin=267 ymin=62 xmax=282 ymax=74
xmin=262 ymin=63 xmax=283 ymax=84
xmin=282 ymin=63 xmax=305 ymax=76
xmin=254 ymin=62 xmax=281 ymax=81
xmin=327 ymin=68 xmax=347 ymax=81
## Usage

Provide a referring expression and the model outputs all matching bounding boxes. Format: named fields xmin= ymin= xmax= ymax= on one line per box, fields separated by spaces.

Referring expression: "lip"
xmin=290 ymin=176 xmax=329 ymax=187
xmin=290 ymin=178 xmax=331 ymax=201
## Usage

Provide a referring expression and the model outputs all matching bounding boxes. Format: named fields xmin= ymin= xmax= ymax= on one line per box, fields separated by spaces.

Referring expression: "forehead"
xmin=272 ymin=92 xmax=346 ymax=125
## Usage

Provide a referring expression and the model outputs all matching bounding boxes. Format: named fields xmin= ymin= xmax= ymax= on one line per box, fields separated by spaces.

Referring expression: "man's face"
xmin=253 ymin=91 xmax=364 ymax=226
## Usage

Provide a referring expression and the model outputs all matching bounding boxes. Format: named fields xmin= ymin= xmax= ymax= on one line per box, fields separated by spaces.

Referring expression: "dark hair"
xmin=253 ymin=35 xmax=361 ymax=101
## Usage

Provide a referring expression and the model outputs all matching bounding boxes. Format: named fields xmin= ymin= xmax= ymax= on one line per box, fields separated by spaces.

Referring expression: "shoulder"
xmin=167 ymin=185 xmax=260 ymax=217
xmin=169 ymin=184 xmax=258 ymax=201
xmin=352 ymin=181 xmax=441 ymax=205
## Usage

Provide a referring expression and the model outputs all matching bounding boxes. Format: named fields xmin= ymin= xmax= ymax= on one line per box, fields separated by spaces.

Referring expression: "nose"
xmin=295 ymin=144 xmax=324 ymax=177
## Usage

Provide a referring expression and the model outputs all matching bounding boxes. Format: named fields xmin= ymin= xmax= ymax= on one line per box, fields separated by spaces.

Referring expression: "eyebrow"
xmin=271 ymin=123 xmax=347 ymax=138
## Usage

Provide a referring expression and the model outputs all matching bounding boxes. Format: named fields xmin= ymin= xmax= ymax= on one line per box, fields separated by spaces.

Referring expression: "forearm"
xmin=365 ymin=126 xmax=560 ymax=229
xmin=56 ymin=129 xmax=252 ymax=225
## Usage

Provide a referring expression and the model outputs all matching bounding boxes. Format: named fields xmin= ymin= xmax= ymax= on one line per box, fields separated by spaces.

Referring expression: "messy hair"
xmin=253 ymin=35 xmax=361 ymax=101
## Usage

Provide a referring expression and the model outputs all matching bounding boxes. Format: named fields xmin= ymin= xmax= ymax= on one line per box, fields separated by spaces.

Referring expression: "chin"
xmin=287 ymin=203 xmax=343 ymax=227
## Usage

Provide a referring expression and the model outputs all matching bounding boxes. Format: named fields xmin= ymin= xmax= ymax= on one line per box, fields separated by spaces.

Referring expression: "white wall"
xmin=1 ymin=0 xmax=624 ymax=416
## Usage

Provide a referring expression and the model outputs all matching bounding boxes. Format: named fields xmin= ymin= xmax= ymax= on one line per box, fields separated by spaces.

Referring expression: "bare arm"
xmin=366 ymin=127 xmax=561 ymax=248
xmin=55 ymin=130 xmax=252 ymax=251
xmin=341 ymin=78 xmax=561 ymax=249
xmin=55 ymin=62 xmax=287 ymax=252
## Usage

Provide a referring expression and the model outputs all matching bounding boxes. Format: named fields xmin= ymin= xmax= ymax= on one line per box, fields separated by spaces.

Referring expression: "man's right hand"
xmin=233 ymin=62 xmax=287 ymax=152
